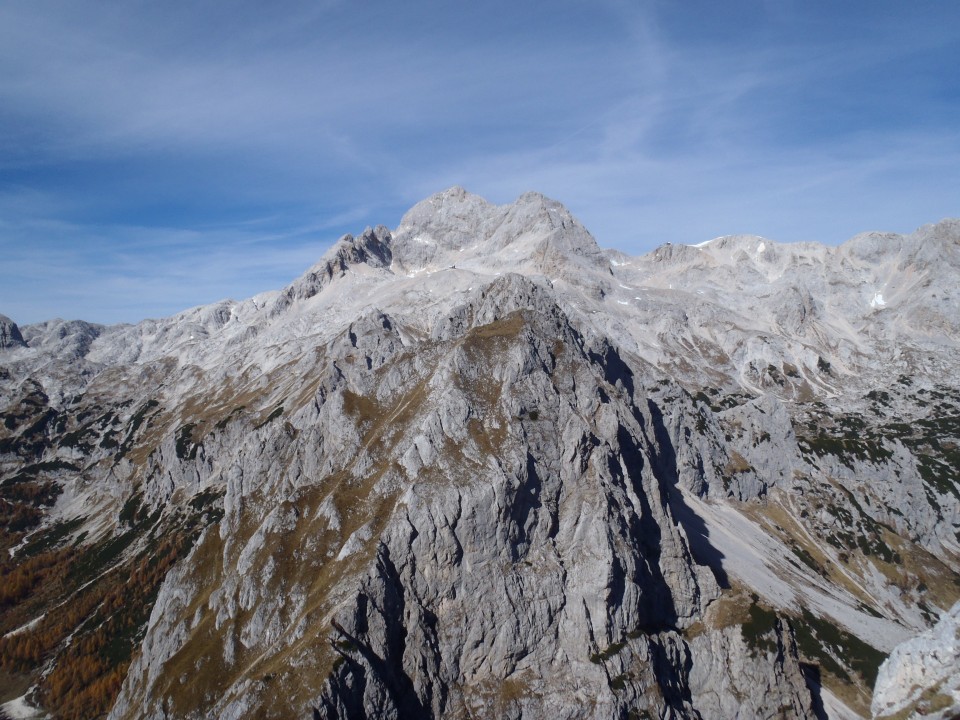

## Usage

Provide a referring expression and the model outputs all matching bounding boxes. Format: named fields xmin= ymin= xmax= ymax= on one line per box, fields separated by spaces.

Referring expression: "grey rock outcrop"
xmin=687 ymin=620 xmax=817 ymax=719
xmin=871 ymin=601 xmax=960 ymax=720
xmin=0 ymin=313 xmax=26 ymax=349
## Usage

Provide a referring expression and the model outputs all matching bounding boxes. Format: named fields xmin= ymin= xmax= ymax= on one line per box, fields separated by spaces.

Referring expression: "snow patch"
xmin=1 ymin=695 xmax=44 ymax=719
xmin=870 ymin=291 xmax=887 ymax=308
xmin=757 ymin=242 xmax=766 ymax=253
xmin=692 ymin=237 xmax=721 ymax=248
xmin=3 ymin=613 xmax=46 ymax=638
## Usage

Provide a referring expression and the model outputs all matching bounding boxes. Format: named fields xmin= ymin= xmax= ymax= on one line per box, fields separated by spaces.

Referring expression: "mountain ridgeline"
xmin=1 ymin=188 xmax=959 ymax=719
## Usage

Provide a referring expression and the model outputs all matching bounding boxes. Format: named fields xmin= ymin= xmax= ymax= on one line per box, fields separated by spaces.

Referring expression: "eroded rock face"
xmin=3 ymin=189 xmax=959 ymax=719
xmin=313 ymin=293 xmax=723 ymax=719
xmin=110 ymin=279 xmax=779 ymax=719
xmin=871 ymin=601 xmax=960 ymax=720
xmin=0 ymin=313 xmax=26 ymax=349
xmin=687 ymin=620 xmax=817 ymax=720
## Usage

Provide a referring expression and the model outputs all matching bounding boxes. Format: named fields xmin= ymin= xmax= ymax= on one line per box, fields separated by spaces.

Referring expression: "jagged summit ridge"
xmin=390 ymin=186 xmax=605 ymax=274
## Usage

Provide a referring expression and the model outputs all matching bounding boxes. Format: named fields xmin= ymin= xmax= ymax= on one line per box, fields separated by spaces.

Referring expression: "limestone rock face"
xmin=2 ymin=189 xmax=959 ymax=720
xmin=0 ymin=313 xmax=26 ymax=349
xmin=687 ymin=621 xmax=817 ymax=720
xmin=871 ymin=601 xmax=960 ymax=720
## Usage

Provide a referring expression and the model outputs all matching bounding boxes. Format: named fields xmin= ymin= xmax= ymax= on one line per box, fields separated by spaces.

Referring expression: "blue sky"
xmin=1 ymin=0 xmax=958 ymax=325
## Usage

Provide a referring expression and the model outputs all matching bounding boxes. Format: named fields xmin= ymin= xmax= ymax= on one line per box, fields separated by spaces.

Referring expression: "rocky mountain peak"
xmin=841 ymin=219 xmax=960 ymax=269
xmin=390 ymin=187 xmax=603 ymax=274
xmin=0 ymin=313 xmax=26 ymax=349
xmin=392 ymin=185 xmax=495 ymax=252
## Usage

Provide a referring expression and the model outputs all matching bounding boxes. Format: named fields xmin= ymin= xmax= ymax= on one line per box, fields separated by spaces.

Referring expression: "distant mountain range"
xmin=2 ymin=187 xmax=958 ymax=719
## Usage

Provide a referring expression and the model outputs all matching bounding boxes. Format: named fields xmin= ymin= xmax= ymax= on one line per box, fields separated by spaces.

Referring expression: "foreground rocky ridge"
xmin=1 ymin=188 xmax=958 ymax=718
xmin=872 ymin=600 xmax=960 ymax=720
